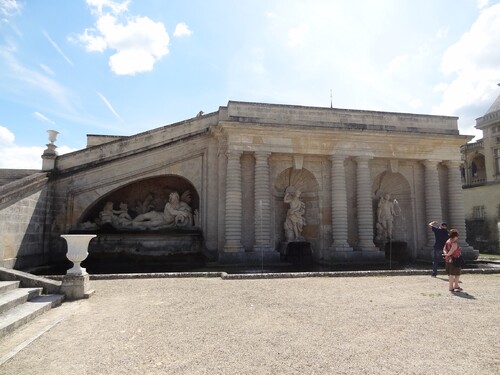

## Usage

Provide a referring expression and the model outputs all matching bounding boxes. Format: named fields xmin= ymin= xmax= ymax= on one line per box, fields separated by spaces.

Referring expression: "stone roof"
xmin=485 ymin=93 xmax=500 ymax=115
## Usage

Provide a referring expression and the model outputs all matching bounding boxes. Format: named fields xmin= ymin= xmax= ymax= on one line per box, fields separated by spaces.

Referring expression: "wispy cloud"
xmin=97 ymin=91 xmax=122 ymax=121
xmin=33 ymin=111 xmax=56 ymax=125
xmin=173 ymin=22 xmax=193 ymax=37
xmin=0 ymin=0 xmax=22 ymax=20
xmin=42 ymin=30 xmax=73 ymax=66
xmin=0 ymin=44 xmax=75 ymax=111
xmin=73 ymin=0 xmax=169 ymax=75
xmin=39 ymin=63 xmax=55 ymax=76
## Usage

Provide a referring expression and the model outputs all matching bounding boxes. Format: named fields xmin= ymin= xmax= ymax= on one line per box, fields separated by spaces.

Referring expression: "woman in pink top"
xmin=443 ymin=229 xmax=462 ymax=292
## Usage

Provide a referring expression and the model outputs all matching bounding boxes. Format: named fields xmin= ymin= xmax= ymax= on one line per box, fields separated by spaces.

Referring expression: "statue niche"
xmin=283 ymin=186 xmax=306 ymax=242
xmin=78 ymin=176 xmax=200 ymax=232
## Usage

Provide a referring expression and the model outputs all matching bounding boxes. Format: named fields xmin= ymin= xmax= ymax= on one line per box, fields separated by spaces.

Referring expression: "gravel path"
xmin=1 ymin=274 xmax=499 ymax=374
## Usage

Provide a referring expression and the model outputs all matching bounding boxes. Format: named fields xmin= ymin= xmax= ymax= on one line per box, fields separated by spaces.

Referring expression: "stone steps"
xmin=0 ymin=280 xmax=64 ymax=339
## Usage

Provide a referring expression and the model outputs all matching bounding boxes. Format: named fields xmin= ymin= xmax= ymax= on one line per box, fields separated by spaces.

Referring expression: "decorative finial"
xmin=47 ymin=130 xmax=59 ymax=144
xmin=330 ymin=89 xmax=333 ymax=109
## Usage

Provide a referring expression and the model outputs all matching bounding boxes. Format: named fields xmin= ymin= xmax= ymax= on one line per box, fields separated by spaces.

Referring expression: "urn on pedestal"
xmin=60 ymin=234 xmax=96 ymax=300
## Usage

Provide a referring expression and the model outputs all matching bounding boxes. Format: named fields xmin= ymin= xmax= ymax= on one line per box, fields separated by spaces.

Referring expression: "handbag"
xmin=452 ymin=256 xmax=465 ymax=267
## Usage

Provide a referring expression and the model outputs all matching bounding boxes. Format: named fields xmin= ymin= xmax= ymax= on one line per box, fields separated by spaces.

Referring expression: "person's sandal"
xmin=454 ymin=287 xmax=463 ymax=291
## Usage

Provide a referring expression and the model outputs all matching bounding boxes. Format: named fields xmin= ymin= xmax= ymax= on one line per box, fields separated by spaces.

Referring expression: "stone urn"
xmin=61 ymin=234 xmax=96 ymax=275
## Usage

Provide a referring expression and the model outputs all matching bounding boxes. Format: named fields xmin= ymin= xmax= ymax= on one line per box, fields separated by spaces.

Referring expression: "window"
xmin=496 ymin=149 xmax=500 ymax=174
xmin=472 ymin=206 xmax=485 ymax=219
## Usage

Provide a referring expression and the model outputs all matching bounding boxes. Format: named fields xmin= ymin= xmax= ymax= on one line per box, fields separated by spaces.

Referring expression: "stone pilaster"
xmin=204 ymin=137 xmax=218 ymax=250
xmin=354 ymin=156 xmax=377 ymax=251
xmin=253 ymin=151 xmax=273 ymax=252
xmin=445 ymin=161 xmax=476 ymax=256
xmin=330 ymin=155 xmax=352 ymax=251
xmin=223 ymin=150 xmax=244 ymax=252
xmin=423 ymin=160 xmax=443 ymax=248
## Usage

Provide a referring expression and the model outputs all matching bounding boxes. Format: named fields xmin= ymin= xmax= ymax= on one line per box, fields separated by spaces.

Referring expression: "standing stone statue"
xmin=376 ymin=193 xmax=399 ymax=240
xmin=284 ymin=186 xmax=306 ymax=241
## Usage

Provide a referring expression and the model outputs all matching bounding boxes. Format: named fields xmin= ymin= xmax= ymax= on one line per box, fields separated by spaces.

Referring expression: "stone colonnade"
xmin=222 ymin=150 xmax=466 ymax=254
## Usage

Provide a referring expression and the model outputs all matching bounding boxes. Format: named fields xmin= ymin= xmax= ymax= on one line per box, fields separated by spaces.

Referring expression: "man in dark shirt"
xmin=428 ymin=221 xmax=449 ymax=276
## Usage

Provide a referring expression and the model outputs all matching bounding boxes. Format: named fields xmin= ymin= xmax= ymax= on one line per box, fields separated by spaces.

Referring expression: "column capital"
xmin=254 ymin=150 xmax=271 ymax=159
xmin=421 ymin=159 xmax=442 ymax=167
xmin=329 ymin=153 xmax=349 ymax=161
xmin=353 ymin=155 xmax=373 ymax=162
xmin=225 ymin=149 xmax=243 ymax=158
xmin=443 ymin=160 xmax=462 ymax=168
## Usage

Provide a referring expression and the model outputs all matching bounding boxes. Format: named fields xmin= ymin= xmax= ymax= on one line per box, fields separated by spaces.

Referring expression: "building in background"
xmin=461 ymin=89 xmax=500 ymax=254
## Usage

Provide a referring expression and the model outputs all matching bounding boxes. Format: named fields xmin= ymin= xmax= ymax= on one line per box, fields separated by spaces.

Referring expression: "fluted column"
xmin=253 ymin=151 xmax=273 ymax=252
xmin=224 ymin=150 xmax=244 ymax=252
xmin=330 ymin=155 xmax=352 ymax=251
xmin=445 ymin=161 xmax=472 ymax=250
xmin=423 ymin=160 xmax=444 ymax=248
xmin=354 ymin=156 xmax=377 ymax=251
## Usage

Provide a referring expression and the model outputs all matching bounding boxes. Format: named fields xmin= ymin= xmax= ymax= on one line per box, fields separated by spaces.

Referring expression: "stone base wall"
xmin=0 ymin=174 xmax=51 ymax=270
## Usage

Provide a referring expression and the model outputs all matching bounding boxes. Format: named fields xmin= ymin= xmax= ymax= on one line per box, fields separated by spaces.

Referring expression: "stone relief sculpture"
xmin=163 ymin=191 xmax=193 ymax=227
xmin=376 ymin=193 xmax=400 ymax=240
xmin=83 ymin=190 xmax=196 ymax=231
xmin=283 ymin=186 xmax=306 ymax=241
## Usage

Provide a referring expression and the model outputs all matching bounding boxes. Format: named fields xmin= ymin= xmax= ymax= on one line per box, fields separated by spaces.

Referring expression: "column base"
xmin=460 ymin=245 xmax=479 ymax=260
xmin=359 ymin=242 xmax=379 ymax=252
xmin=330 ymin=241 xmax=353 ymax=252
xmin=223 ymin=243 xmax=244 ymax=253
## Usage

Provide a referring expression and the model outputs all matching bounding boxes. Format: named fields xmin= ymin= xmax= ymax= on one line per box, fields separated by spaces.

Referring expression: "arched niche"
xmin=372 ymin=171 xmax=414 ymax=252
xmin=273 ymin=167 xmax=320 ymax=249
xmin=79 ymin=175 xmax=199 ymax=225
xmin=470 ymin=153 xmax=486 ymax=181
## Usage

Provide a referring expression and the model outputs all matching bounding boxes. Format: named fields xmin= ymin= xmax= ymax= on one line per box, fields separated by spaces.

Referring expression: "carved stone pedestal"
xmin=60 ymin=273 xmax=94 ymax=300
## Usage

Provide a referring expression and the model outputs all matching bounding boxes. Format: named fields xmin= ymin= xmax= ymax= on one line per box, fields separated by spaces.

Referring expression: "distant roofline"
xmin=226 ymin=100 xmax=459 ymax=120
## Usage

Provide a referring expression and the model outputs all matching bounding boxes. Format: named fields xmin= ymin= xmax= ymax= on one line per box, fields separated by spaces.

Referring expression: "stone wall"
xmin=0 ymin=173 xmax=52 ymax=269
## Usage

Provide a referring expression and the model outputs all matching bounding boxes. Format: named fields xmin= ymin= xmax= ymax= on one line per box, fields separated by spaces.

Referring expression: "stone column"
xmin=253 ymin=151 xmax=273 ymax=252
xmin=223 ymin=150 xmax=244 ymax=252
xmin=354 ymin=156 xmax=377 ymax=251
xmin=445 ymin=160 xmax=474 ymax=253
xmin=330 ymin=155 xmax=352 ymax=251
xmin=423 ymin=160 xmax=443 ymax=248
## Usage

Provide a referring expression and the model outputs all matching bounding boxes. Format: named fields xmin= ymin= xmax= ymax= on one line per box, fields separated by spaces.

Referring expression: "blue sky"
xmin=1 ymin=0 xmax=500 ymax=169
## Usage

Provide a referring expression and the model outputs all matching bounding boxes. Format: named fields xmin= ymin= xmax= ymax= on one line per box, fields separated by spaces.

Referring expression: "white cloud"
xmin=409 ymin=98 xmax=422 ymax=109
xmin=433 ymin=4 xmax=500 ymax=125
xmin=33 ymin=112 xmax=56 ymax=125
xmin=0 ymin=125 xmax=15 ymax=144
xmin=477 ymin=0 xmax=490 ymax=9
xmin=436 ymin=26 xmax=449 ymax=39
xmin=287 ymin=25 xmax=307 ymax=48
xmin=0 ymin=0 xmax=22 ymax=19
xmin=75 ymin=0 xmax=169 ymax=75
xmin=86 ymin=0 xmax=130 ymax=16
xmin=173 ymin=22 xmax=193 ymax=37
xmin=388 ymin=54 xmax=408 ymax=72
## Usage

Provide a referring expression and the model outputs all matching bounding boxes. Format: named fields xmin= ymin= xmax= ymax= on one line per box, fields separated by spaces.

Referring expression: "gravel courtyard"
xmin=1 ymin=274 xmax=499 ymax=374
